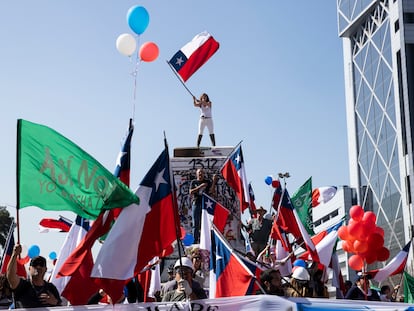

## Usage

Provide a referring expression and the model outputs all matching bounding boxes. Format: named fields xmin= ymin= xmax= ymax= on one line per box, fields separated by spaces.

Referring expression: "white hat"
xmin=174 ymin=257 xmax=194 ymax=271
xmin=292 ymin=266 xmax=310 ymax=281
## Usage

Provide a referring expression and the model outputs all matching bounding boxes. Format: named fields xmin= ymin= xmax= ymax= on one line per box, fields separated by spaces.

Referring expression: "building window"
xmin=395 ymin=19 xmax=399 ymax=32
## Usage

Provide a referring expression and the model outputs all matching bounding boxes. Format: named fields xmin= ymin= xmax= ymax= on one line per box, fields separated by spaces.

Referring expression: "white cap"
xmin=174 ymin=257 xmax=194 ymax=271
xmin=292 ymin=266 xmax=310 ymax=281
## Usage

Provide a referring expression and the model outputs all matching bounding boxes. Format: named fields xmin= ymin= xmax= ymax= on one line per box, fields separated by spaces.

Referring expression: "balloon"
xmin=374 ymin=226 xmax=384 ymax=237
xmin=362 ymin=211 xmax=376 ymax=224
xmin=367 ymin=232 xmax=384 ymax=250
xmin=362 ymin=250 xmax=377 ymax=264
xmin=264 ymin=176 xmax=273 ymax=185
xmin=182 ymin=233 xmax=194 ymax=246
xmin=127 ymin=6 xmax=149 ymax=35
xmin=377 ymin=247 xmax=390 ymax=261
xmin=349 ymin=205 xmax=364 ymax=221
xmin=353 ymin=240 xmax=368 ymax=253
xmin=293 ymin=259 xmax=306 ymax=268
xmin=337 ymin=225 xmax=350 ymax=241
xmin=348 ymin=254 xmax=364 ymax=270
xmin=116 ymin=33 xmax=137 ymax=56
xmin=139 ymin=42 xmax=159 ymax=62
xmin=28 ymin=245 xmax=40 ymax=258
xmin=49 ymin=251 xmax=57 ymax=260
xmin=271 ymin=180 xmax=280 ymax=188
xmin=348 ymin=220 xmax=364 ymax=240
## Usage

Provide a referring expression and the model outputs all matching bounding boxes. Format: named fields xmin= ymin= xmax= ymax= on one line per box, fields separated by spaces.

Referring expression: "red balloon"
xmin=348 ymin=221 xmax=364 ymax=240
xmin=361 ymin=220 xmax=376 ymax=238
xmin=353 ymin=240 xmax=368 ymax=253
xmin=271 ymin=180 xmax=280 ymax=188
xmin=363 ymin=251 xmax=377 ymax=264
xmin=338 ymin=226 xmax=350 ymax=241
xmin=377 ymin=247 xmax=390 ymax=261
xmin=350 ymin=205 xmax=364 ymax=221
xmin=348 ymin=254 xmax=364 ymax=270
xmin=342 ymin=240 xmax=353 ymax=253
xmin=366 ymin=233 xmax=384 ymax=252
xmin=139 ymin=41 xmax=159 ymax=62
xmin=374 ymin=226 xmax=385 ymax=237
xmin=362 ymin=211 xmax=376 ymax=224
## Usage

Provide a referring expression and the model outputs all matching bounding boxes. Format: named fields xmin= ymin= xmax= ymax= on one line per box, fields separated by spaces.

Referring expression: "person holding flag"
xmin=194 ymin=93 xmax=215 ymax=147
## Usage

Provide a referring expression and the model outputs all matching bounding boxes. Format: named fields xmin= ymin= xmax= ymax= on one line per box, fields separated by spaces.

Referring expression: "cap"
xmin=30 ymin=256 xmax=46 ymax=267
xmin=174 ymin=257 xmax=194 ymax=271
xmin=255 ymin=206 xmax=267 ymax=214
xmin=292 ymin=266 xmax=310 ymax=281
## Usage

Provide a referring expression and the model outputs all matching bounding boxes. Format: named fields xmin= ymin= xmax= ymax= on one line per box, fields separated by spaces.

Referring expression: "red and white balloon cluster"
xmin=116 ymin=6 xmax=159 ymax=62
xmin=338 ymin=205 xmax=390 ymax=271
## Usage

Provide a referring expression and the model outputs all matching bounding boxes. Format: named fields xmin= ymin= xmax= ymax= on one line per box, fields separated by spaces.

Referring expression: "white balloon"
xmin=116 ymin=33 xmax=137 ymax=56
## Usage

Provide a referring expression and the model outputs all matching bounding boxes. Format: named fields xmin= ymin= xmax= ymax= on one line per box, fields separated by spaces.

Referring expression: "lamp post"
xmin=278 ymin=172 xmax=290 ymax=186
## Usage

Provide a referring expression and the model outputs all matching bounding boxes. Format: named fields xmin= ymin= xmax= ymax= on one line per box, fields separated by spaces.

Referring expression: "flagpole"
xmin=218 ymin=140 xmax=243 ymax=172
xmin=166 ymin=61 xmax=196 ymax=98
xmin=16 ymin=119 xmax=21 ymax=244
xmin=0 ymin=222 xmax=15 ymax=270
xmin=163 ymin=132 xmax=185 ymax=261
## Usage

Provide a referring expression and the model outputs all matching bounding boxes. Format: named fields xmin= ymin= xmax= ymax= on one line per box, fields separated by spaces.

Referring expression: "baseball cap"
xmin=30 ymin=256 xmax=46 ymax=267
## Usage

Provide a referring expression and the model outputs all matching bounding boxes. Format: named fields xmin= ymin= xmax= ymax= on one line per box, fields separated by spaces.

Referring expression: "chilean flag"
xmin=368 ymin=241 xmax=411 ymax=282
xmin=209 ymin=226 xmax=255 ymax=298
xmin=200 ymin=193 xmax=230 ymax=251
xmin=273 ymin=184 xmax=319 ymax=262
xmin=0 ymin=224 xmax=27 ymax=278
xmin=169 ymin=31 xmax=219 ymax=82
xmin=39 ymin=216 xmax=72 ymax=233
xmin=90 ymin=148 xmax=178 ymax=303
xmin=50 ymin=216 xmax=91 ymax=303
xmin=221 ymin=145 xmax=250 ymax=213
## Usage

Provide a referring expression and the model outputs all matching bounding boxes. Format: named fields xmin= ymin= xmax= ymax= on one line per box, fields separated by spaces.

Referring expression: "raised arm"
xmin=7 ymin=244 xmax=22 ymax=289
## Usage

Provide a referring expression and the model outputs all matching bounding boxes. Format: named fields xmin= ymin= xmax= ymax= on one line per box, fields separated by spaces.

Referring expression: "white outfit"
xmin=198 ymin=103 xmax=214 ymax=135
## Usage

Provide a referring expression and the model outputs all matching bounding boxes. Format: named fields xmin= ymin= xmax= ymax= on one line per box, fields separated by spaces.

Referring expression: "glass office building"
xmin=338 ymin=0 xmax=414 ymax=266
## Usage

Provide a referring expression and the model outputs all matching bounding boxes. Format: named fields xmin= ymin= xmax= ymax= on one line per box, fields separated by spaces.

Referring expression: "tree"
xmin=0 ymin=206 xmax=13 ymax=249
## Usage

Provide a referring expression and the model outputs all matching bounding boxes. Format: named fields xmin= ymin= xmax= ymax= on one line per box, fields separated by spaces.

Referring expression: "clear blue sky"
xmin=0 ymin=1 xmax=349 ymax=257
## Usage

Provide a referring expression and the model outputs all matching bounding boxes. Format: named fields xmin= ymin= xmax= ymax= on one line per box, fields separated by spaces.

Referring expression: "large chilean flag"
xmin=169 ymin=31 xmax=219 ymax=82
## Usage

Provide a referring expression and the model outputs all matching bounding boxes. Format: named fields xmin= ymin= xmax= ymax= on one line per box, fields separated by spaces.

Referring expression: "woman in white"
xmin=193 ymin=93 xmax=215 ymax=147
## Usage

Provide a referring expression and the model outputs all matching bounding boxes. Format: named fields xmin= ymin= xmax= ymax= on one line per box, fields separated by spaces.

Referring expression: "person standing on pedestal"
xmin=193 ymin=93 xmax=215 ymax=147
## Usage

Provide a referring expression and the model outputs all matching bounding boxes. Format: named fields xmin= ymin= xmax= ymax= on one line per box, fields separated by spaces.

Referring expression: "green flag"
xmin=17 ymin=119 xmax=139 ymax=219
xmin=291 ymin=177 xmax=314 ymax=235
xmin=404 ymin=271 xmax=414 ymax=303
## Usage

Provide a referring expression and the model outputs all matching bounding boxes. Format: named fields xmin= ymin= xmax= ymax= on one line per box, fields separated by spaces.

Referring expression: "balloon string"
xmin=131 ymin=35 xmax=141 ymax=122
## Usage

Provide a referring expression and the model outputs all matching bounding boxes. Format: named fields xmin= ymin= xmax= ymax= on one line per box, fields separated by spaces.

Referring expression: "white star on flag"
xmin=116 ymin=151 xmax=127 ymax=167
xmin=205 ymin=199 xmax=213 ymax=211
xmin=175 ymin=57 xmax=184 ymax=66
xmin=154 ymin=168 xmax=167 ymax=191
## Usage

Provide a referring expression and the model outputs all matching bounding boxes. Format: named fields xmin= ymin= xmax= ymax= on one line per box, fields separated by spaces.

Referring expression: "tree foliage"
xmin=0 ymin=206 xmax=13 ymax=248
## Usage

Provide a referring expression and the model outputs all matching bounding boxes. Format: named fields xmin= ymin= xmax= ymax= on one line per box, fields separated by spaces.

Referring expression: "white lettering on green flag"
xmin=17 ymin=119 xmax=139 ymax=219
xmin=291 ymin=177 xmax=314 ymax=235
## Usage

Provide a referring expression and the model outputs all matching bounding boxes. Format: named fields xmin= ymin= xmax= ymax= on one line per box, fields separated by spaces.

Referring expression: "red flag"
xmin=90 ymin=148 xmax=179 ymax=303
xmin=220 ymin=145 xmax=249 ymax=213
xmin=168 ymin=31 xmax=219 ymax=82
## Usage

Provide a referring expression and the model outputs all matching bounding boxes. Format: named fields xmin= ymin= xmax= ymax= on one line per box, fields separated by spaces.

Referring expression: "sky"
xmin=0 ymin=1 xmax=349 ymax=258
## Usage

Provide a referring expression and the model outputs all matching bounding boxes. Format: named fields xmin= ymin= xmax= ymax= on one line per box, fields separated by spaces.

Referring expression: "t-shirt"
xmin=13 ymin=278 xmax=62 ymax=308
xmin=190 ymin=179 xmax=212 ymax=206
xmin=161 ymin=279 xmax=206 ymax=300
xmin=249 ymin=218 xmax=273 ymax=243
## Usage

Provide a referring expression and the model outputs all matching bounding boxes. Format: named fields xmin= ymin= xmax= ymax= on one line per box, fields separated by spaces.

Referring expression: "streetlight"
xmin=278 ymin=172 xmax=290 ymax=186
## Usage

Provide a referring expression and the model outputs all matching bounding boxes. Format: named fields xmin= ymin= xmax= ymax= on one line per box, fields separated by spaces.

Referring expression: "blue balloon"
xmin=28 ymin=245 xmax=40 ymax=258
xmin=127 ymin=6 xmax=149 ymax=35
xmin=264 ymin=175 xmax=273 ymax=185
xmin=182 ymin=233 xmax=194 ymax=246
xmin=293 ymin=259 xmax=306 ymax=268
xmin=49 ymin=251 xmax=57 ymax=260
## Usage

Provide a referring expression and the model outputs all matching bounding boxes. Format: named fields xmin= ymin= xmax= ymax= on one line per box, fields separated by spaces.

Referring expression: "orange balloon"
xmin=139 ymin=41 xmax=159 ymax=62
xmin=348 ymin=254 xmax=364 ymax=270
